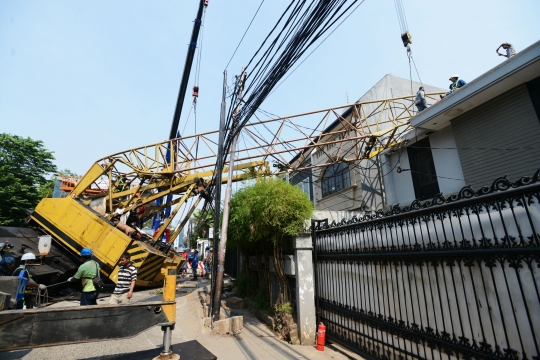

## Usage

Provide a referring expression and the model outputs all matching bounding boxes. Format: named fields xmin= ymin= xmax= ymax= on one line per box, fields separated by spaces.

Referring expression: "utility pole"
xmin=210 ymin=70 xmax=227 ymax=320
xmin=212 ymin=68 xmax=246 ymax=322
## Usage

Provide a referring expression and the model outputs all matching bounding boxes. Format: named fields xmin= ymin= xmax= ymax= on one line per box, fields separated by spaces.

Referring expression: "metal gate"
xmin=313 ymin=172 xmax=540 ymax=360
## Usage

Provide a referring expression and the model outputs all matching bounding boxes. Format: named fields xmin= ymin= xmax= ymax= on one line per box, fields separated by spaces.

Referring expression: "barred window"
xmin=321 ymin=163 xmax=350 ymax=198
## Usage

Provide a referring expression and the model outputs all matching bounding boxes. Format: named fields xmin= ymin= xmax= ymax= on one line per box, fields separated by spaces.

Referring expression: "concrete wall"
xmin=383 ymin=149 xmax=416 ymax=206
xmin=381 ymin=125 xmax=465 ymax=207
xmin=428 ymin=124 xmax=466 ymax=195
xmin=293 ymin=235 xmax=316 ymax=346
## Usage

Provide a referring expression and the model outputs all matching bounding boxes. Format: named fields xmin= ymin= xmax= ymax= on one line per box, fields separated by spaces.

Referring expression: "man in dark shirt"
xmin=109 ymin=253 xmax=137 ymax=304
xmin=0 ymin=256 xmax=15 ymax=276
xmin=192 ymin=249 xmax=199 ymax=280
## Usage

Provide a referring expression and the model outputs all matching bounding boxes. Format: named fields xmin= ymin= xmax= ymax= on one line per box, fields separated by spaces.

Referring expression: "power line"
xmin=268 ymin=0 xmax=367 ymax=98
xmin=204 ymin=1 xmax=364 ymax=216
xmin=225 ymin=0 xmax=266 ymax=70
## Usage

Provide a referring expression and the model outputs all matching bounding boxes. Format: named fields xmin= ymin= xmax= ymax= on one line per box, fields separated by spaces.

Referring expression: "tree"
xmin=0 ymin=134 xmax=57 ymax=226
xmin=193 ymin=209 xmax=214 ymax=239
xmin=229 ymin=178 xmax=313 ymax=306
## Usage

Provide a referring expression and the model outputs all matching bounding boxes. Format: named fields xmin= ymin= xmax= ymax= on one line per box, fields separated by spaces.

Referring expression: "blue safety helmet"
xmin=0 ymin=256 xmax=15 ymax=266
xmin=80 ymin=248 xmax=93 ymax=257
xmin=205 ymin=245 xmax=210 ymax=250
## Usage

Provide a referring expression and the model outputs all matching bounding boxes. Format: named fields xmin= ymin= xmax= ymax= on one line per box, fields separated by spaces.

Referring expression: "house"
xmin=384 ymin=39 xmax=540 ymax=206
xmin=288 ymin=74 xmax=445 ymax=212
xmin=289 ymin=40 xmax=540 ymax=213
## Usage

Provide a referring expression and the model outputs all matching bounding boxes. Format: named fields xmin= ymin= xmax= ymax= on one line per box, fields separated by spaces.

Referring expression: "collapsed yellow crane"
xmin=29 ymin=92 xmax=442 ymax=287
xmin=31 ymin=138 xmax=267 ymax=287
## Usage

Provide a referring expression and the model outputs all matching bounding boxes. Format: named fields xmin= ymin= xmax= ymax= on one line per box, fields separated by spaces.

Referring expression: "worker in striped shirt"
xmin=109 ymin=253 xmax=137 ymax=304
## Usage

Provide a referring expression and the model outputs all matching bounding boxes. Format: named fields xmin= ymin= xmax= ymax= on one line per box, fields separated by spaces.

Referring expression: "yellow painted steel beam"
xmin=161 ymin=266 xmax=177 ymax=323
xmin=153 ymin=184 xmax=196 ymax=241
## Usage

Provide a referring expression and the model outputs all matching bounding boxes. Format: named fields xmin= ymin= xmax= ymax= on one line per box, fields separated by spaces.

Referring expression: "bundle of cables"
xmin=203 ymin=0 xmax=363 ymax=216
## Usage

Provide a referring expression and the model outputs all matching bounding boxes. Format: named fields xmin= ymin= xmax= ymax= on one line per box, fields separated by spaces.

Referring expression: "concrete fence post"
xmin=293 ymin=234 xmax=316 ymax=345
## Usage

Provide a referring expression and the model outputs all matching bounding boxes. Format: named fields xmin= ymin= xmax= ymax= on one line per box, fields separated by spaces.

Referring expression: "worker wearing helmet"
xmin=0 ymin=256 xmax=16 ymax=276
xmin=12 ymin=253 xmax=47 ymax=309
xmin=445 ymin=74 xmax=467 ymax=97
xmin=68 ymin=248 xmax=100 ymax=306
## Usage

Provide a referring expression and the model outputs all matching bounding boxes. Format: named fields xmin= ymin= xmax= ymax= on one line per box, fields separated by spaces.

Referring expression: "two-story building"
xmin=290 ymin=40 xmax=540 ymax=214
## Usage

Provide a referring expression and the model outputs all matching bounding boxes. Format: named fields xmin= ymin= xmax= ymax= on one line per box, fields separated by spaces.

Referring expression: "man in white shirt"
xmin=496 ymin=42 xmax=516 ymax=58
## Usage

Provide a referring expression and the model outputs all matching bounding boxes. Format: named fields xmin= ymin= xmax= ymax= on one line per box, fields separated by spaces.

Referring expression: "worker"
xmin=192 ymin=249 xmax=199 ymax=281
xmin=0 ymin=256 xmax=16 ymax=276
xmin=153 ymin=221 xmax=171 ymax=249
xmin=12 ymin=253 xmax=47 ymax=309
xmin=442 ymin=74 xmax=467 ymax=98
xmin=68 ymin=248 xmax=100 ymax=306
xmin=136 ymin=205 xmax=146 ymax=228
xmin=496 ymin=42 xmax=516 ymax=58
xmin=415 ymin=86 xmax=427 ymax=112
xmin=108 ymin=253 xmax=137 ymax=304
xmin=117 ymin=174 xmax=128 ymax=192
xmin=204 ymin=246 xmax=211 ymax=277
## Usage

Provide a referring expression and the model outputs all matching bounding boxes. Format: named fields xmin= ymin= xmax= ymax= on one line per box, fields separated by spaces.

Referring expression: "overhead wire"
xmin=225 ymin=0 xmax=266 ymax=70
xmin=268 ymin=0 xmax=367 ymax=97
xmin=203 ymin=1 xmax=363 ymax=215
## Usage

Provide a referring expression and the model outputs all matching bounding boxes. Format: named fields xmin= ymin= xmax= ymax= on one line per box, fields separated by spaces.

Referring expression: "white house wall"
xmin=383 ymin=150 xmax=416 ymax=206
xmin=429 ymin=124 xmax=466 ymax=195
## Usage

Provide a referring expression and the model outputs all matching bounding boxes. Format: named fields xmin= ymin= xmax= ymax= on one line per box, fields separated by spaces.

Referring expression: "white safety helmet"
xmin=21 ymin=253 xmax=36 ymax=262
xmin=449 ymin=74 xmax=459 ymax=79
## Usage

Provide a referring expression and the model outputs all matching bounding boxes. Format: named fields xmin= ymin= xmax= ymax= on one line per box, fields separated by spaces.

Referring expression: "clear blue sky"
xmin=1 ymin=0 xmax=539 ymax=176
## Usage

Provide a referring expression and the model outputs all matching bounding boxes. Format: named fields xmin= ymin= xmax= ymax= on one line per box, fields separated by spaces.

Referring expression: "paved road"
xmin=2 ymin=278 xmax=362 ymax=360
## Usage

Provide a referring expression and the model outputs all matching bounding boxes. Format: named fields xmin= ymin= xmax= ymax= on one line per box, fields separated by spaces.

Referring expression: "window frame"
xmin=321 ymin=162 xmax=351 ymax=198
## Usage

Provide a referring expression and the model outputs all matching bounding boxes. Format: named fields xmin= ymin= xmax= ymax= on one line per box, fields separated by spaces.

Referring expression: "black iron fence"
xmin=313 ymin=172 xmax=540 ymax=360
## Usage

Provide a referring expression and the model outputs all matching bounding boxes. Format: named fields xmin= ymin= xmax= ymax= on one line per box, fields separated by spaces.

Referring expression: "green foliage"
xmin=254 ymin=287 xmax=271 ymax=314
xmin=275 ymin=301 xmax=293 ymax=315
xmin=193 ymin=209 xmax=214 ymax=239
xmin=37 ymin=178 xmax=56 ymax=199
xmin=0 ymin=133 xmax=57 ymax=226
xmin=228 ymin=178 xmax=313 ymax=249
xmin=234 ymin=275 xmax=250 ymax=298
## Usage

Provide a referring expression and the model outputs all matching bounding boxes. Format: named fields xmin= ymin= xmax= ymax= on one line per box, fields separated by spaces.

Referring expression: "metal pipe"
xmin=161 ymin=326 xmax=172 ymax=356
xmin=317 ymin=247 xmax=540 ymax=259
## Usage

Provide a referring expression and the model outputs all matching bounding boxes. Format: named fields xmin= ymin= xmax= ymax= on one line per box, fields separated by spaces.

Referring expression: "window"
xmin=297 ymin=179 xmax=311 ymax=196
xmin=407 ymin=137 xmax=440 ymax=201
xmin=321 ymin=163 xmax=351 ymax=198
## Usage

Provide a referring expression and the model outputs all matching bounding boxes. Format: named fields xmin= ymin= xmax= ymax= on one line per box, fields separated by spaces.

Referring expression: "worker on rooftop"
xmin=496 ymin=42 xmax=516 ymax=58
xmin=415 ymin=86 xmax=427 ymax=113
xmin=441 ymin=74 xmax=467 ymax=98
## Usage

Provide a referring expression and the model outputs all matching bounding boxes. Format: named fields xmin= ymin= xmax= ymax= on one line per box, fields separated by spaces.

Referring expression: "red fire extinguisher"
xmin=316 ymin=322 xmax=326 ymax=351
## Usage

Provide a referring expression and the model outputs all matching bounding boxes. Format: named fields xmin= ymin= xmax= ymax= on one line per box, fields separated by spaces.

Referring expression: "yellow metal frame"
xmin=30 ymin=93 xmax=442 ymax=286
